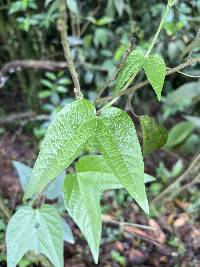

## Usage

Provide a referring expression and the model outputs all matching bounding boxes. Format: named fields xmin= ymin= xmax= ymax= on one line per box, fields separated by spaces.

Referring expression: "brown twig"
xmin=0 ymin=60 xmax=67 ymax=78
xmin=188 ymin=26 xmax=200 ymax=59
xmin=57 ymin=0 xmax=82 ymax=99
xmin=0 ymin=112 xmax=49 ymax=125
xmin=102 ymin=216 xmax=156 ymax=231
xmin=151 ymin=153 xmax=200 ymax=205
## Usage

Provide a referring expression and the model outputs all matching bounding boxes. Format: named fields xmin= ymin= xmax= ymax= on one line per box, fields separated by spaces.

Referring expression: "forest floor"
xmin=0 ymin=133 xmax=200 ymax=267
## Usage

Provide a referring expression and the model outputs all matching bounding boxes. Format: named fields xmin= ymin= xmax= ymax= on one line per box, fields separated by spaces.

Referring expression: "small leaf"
xmin=97 ymin=107 xmax=149 ymax=213
xmin=144 ymin=173 xmax=156 ymax=183
xmin=171 ymin=159 xmax=184 ymax=177
xmin=143 ymin=55 xmax=166 ymax=100
xmin=184 ymin=115 xmax=200 ymax=129
xmin=62 ymin=219 xmax=75 ymax=244
xmin=6 ymin=205 xmax=64 ymax=267
xmin=140 ymin=115 xmax=168 ymax=156
xmin=166 ymin=121 xmax=195 ymax=148
xmin=38 ymin=90 xmax=52 ymax=99
xmin=115 ymin=49 xmax=145 ymax=95
xmin=12 ymin=161 xmax=32 ymax=191
xmin=24 ymin=99 xmax=97 ymax=200
xmin=45 ymin=71 xmax=57 ymax=81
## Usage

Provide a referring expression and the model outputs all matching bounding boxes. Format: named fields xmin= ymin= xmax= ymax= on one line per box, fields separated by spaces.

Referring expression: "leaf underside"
xmin=6 ymin=205 xmax=63 ymax=267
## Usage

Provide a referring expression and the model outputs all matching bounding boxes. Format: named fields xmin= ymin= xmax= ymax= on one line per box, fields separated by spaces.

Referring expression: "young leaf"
xmin=24 ymin=99 xmax=97 ymax=200
xmin=143 ymin=55 xmax=166 ymax=100
xmin=166 ymin=121 xmax=195 ymax=148
xmin=114 ymin=49 xmax=145 ymax=95
xmin=140 ymin=115 xmax=168 ymax=156
xmin=12 ymin=161 xmax=32 ymax=191
xmin=97 ymin=107 xmax=149 ymax=213
xmin=6 ymin=205 xmax=64 ymax=267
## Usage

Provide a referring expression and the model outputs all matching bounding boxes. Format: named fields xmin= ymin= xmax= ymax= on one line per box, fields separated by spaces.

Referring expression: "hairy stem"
xmin=58 ymin=0 xmax=82 ymax=99
xmin=145 ymin=4 xmax=170 ymax=57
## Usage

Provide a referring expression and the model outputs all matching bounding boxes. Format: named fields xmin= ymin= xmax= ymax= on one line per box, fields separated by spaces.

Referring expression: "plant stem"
xmin=151 ymin=153 xmax=200 ymax=205
xmin=0 ymin=196 xmax=11 ymax=220
xmin=58 ymin=0 xmax=82 ymax=99
xmin=145 ymin=4 xmax=170 ymax=57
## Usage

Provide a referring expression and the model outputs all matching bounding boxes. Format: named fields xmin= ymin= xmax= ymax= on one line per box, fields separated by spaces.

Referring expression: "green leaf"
xmin=144 ymin=173 xmax=156 ymax=183
xmin=12 ymin=161 xmax=32 ymax=191
xmin=64 ymin=155 xmax=152 ymax=263
xmin=45 ymin=171 xmax=65 ymax=200
xmin=41 ymin=79 xmax=53 ymax=89
xmin=162 ymin=82 xmax=200 ymax=118
xmin=67 ymin=0 xmax=79 ymax=15
xmin=95 ymin=16 xmax=113 ymax=26
xmin=63 ymin=155 xmax=121 ymax=263
xmin=143 ymin=55 xmax=166 ymax=100
xmin=38 ymin=90 xmax=52 ymax=99
xmin=97 ymin=107 xmax=149 ymax=213
xmin=63 ymin=159 xmax=121 ymax=264
xmin=6 ymin=205 xmax=64 ymax=267
xmin=76 ymin=155 xmax=155 ymax=186
xmin=63 ymin=174 xmax=101 ymax=264
xmin=115 ymin=49 xmax=145 ymax=95
xmin=24 ymin=99 xmax=96 ymax=200
xmin=166 ymin=121 xmax=195 ymax=148
xmin=140 ymin=115 xmax=168 ymax=156
xmin=45 ymin=71 xmax=57 ymax=81
xmin=184 ymin=116 xmax=200 ymax=129
xmin=62 ymin=219 xmax=75 ymax=244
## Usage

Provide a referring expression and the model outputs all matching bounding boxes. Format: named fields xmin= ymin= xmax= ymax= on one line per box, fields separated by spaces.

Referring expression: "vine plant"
xmin=5 ymin=0 xmax=199 ymax=266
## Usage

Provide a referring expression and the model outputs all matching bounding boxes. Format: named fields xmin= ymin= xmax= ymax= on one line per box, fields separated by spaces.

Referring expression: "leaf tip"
xmin=140 ymin=196 xmax=149 ymax=215
xmin=94 ymin=254 xmax=99 ymax=264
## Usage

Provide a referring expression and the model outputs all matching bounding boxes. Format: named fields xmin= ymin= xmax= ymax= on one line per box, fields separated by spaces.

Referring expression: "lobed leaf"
xmin=24 ymin=99 xmax=96 ymax=200
xmin=6 ymin=205 xmax=63 ymax=267
xmin=63 ymin=155 xmax=152 ymax=263
xmin=140 ymin=115 xmax=168 ymax=156
xmin=143 ymin=55 xmax=166 ymax=100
